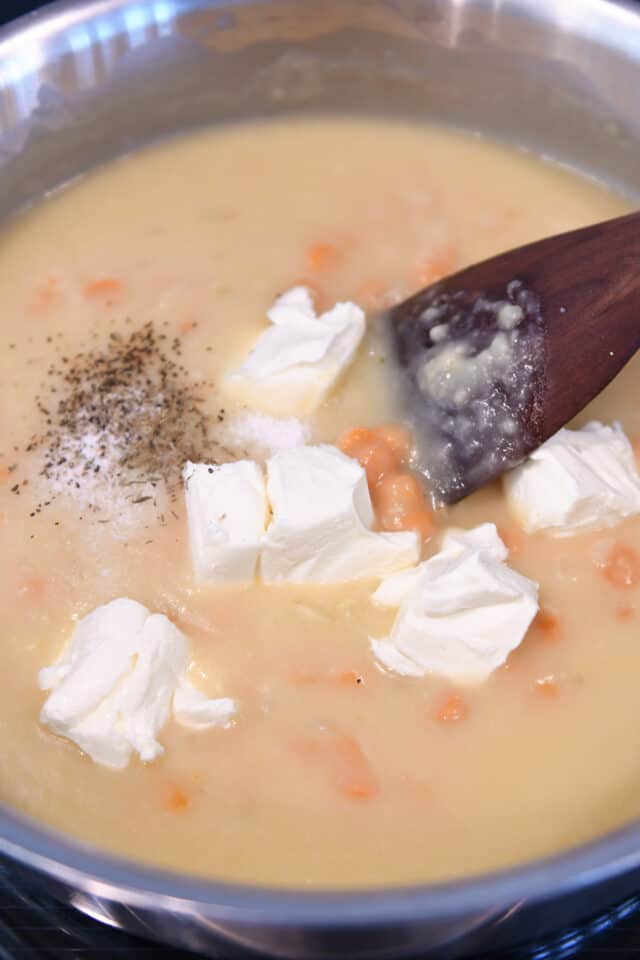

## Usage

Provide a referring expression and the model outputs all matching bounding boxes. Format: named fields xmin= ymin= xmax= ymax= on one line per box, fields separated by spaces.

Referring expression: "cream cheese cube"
xmin=504 ymin=421 xmax=640 ymax=536
xmin=183 ymin=460 xmax=268 ymax=583
xmin=261 ymin=445 xmax=420 ymax=583
xmin=39 ymin=598 xmax=237 ymax=768
xmin=370 ymin=524 xmax=538 ymax=682
xmin=225 ymin=286 xmax=366 ymax=416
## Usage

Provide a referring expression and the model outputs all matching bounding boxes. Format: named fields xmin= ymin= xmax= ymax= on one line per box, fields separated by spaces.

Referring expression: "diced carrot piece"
xmin=372 ymin=424 xmax=412 ymax=463
xmin=337 ymin=428 xmax=398 ymax=487
xmin=434 ymin=693 xmax=469 ymax=725
xmin=84 ymin=277 xmax=124 ymax=300
xmin=532 ymin=607 xmax=562 ymax=641
xmin=337 ymin=426 xmax=375 ymax=454
xmin=306 ymin=242 xmax=342 ymax=273
xmin=333 ymin=735 xmax=379 ymax=802
xmin=289 ymin=669 xmax=322 ymax=687
xmin=28 ymin=276 xmax=60 ymax=314
xmin=18 ymin=575 xmax=47 ymax=600
xmin=178 ymin=316 xmax=197 ymax=336
xmin=373 ymin=472 xmax=434 ymax=538
xmin=0 ymin=466 xmax=10 ymax=486
xmin=601 ymin=542 xmax=640 ymax=589
xmin=289 ymin=668 xmax=363 ymax=688
xmin=533 ymin=676 xmax=560 ymax=700
xmin=402 ymin=509 xmax=435 ymax=540
xmin=616 ymin=605 xmax=635 ymax=622
xmin=164 ymin=786 xmax=190 ymax=813
xmin=335 ymin=670 xmax=364 ymax=688
xmin=292 ymin=733 xmax=379 ymax=801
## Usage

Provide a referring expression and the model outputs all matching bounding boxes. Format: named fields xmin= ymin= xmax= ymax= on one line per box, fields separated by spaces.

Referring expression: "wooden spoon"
xmin=387 ymin=211 xmax=640 ymax=505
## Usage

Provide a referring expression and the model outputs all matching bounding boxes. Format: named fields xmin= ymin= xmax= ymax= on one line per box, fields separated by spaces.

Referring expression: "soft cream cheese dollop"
xmin=39 ymin=598 xmax=236 ymax=768
xmin=183 ymin=460 xmax=269 ymax=583
xmin=225 ymin=286 xmax=365 ymax=416
xmin=261 ymin=445 xmax=420 ymax=583
xmin=370 ymin=524 xmax=538 ymax=682
xmin=504 ymin=421 xmax=640 ymax=536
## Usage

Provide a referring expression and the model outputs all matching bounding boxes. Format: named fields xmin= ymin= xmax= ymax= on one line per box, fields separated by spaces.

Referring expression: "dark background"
xmin=2 ymin=1 xmax=48 ymax=24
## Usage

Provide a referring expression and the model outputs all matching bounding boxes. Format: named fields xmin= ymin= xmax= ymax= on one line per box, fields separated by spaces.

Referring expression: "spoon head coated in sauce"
xmin=387 ymin=211 xmax=640 ymax=504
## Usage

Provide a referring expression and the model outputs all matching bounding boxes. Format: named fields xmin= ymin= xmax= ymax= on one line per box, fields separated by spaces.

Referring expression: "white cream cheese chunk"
xmin=261 ymin=445 xmax=420 ymax=583
xmin=184 ymin=460 xmax=268 ymax=583
xmin=504 ymin=421 xmax=640 ymax=536
xmin=225 ymin=286 xmax=366 ymax=416
xmin=370 ymin=524 xmax=538 ymax=682
xmin=39 ymin=598 xmax=236 ymax=769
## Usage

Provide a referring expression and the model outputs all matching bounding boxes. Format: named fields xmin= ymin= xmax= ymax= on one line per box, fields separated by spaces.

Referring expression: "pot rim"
xmin=2 ymin=0 xmax=640 ymax=928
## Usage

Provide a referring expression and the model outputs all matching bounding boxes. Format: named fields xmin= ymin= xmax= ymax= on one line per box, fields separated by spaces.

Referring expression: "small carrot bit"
xmin=0 ymin=466 xmax=10 ymax=486
xmin=340 ymin=780 xmax=377 ymax=801
xmin=335 ymin=670 xmax=364 ymax=688
xmin=28 ymin=275 xmax=60 ymax=314
xmin=533 ymin=676 xmax=560 ymax=700
xmin=616 ymin=605 xmax=635 ymax=622
xmin=84 ymin=277 xmax=124 ymax=300
xmin=178 ymin=316 xmax=198 ymax=336
xmin=414 ymin=246 xmax=457 ymax=288
xmin=372 ymin=423 xmax=412 ymax=463
xmin=289 ymin=669 xmax=322 ymax=687
xmin=337 ymin=426 xmax=375 ymax=455
xmin=306 ymin=242 xmax=342 ymax=273
xmin=434 ymin=693 xmax=469 ymax=725
xmin=600 ymin=542 xmax=640 ymax=589
xmin=337 ymin=427 xmax=399 ymax=488
xmin=373 ymin=471 xmax=434 ymax=539
xmin=333 ymin=735 xmax=379 ymax=802
xmin=532 ymin=607 xmax=562 ymax=640
xmin=164 ymin=786 xmax=190 ymax=813
xmin=18 ymin=575 xmax=47 ymax=600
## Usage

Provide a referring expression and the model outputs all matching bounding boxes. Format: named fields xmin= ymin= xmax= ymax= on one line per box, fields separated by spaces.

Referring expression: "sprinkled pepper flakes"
xmin=24 ymin=322 xmax=226 ymax=514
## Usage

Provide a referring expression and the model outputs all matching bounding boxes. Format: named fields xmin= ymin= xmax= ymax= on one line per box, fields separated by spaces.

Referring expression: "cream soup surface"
xmin=0 ymin=118 xmax=637 ymax=888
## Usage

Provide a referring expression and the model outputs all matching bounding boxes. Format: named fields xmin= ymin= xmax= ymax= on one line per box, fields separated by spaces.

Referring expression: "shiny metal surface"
xmin=1 ymin=1 xmax=640 ymax=957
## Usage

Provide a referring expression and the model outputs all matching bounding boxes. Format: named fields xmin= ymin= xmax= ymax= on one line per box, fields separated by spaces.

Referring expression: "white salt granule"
xmin=219 ymin=411 xmax=310 ymax=460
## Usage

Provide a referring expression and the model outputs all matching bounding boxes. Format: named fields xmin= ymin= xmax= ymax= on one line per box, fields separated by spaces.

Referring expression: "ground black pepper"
xmin=25 ymin=322 xmax=224 ymax=514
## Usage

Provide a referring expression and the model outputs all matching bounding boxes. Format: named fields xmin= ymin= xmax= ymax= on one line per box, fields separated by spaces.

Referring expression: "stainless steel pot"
xmin=1 ymin=1 xmax=640 ymax=956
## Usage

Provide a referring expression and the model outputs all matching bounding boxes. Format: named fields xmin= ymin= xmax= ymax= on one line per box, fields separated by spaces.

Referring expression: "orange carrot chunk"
xmin=372 ymin=423 xmax=412 ymax=463
xmin=333 ymin=735 xmax=379 ymax=801
xmin=373 ymin=472 xmax=434 ymax=539
xmin=164 ymin=786 xmax=190 ymax=813
xmin=84 ymin=277 xmax=123 ymax=299
xmin=601 ymin=542 xmax=640 ymax=589
xmin=306 ymin=242 xmax=342 ymax=273
xmin=532 ymin=607 xmax=562 ymax=639
xmin=28 ymin=275 xmax=60 ymax=314
xmin=337 ymin=428 xmax=399 ymax=488
xmin=434 ymin=693 xmax=469 ymax=725
xmin=533 ymin=677 xmax=560 ymax=700
xmin=616 ymin=605 xmax=635 ymax=622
